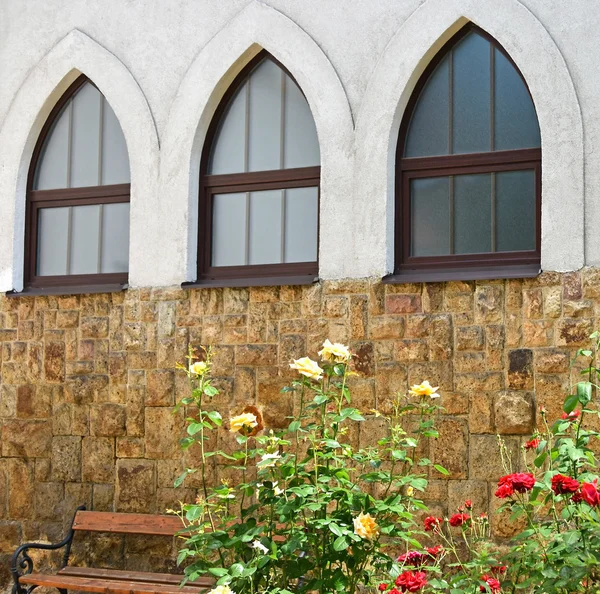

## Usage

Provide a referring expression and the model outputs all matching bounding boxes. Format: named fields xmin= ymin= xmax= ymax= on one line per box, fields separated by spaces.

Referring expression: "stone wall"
xmin=1 ymin=271 xmax=599 ymax=587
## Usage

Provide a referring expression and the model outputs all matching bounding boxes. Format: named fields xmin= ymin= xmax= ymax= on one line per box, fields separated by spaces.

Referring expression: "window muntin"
xmin=397 ymin=26 xmax=541 ymax=275
xmin=199 ymin=52 xmax=320 ymax=284
xmin=26 ymin=76 xmax=130 ymax=289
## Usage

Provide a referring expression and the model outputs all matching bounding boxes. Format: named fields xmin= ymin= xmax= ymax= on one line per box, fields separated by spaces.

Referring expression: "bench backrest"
xmin=73 ymin=511 xmax=187 ymax=536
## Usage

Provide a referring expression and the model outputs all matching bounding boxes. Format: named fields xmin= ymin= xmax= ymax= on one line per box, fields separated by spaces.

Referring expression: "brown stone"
xmin=535 ymin=349 xmax=569 ymax=374
xmin=368 ymin=316 xmax=405 ymax=340
xmin=44 ymin=341 xmax=65 ymax=382
xmin=448 ymin=480 xmax=489 ymax=516
xmin=145 ymin=407 xmax=184 ymax=459
xmin=90 ymin=403 xmax=126 ymax=437
xmin=385 ymin=294 xmax=422 ymax=314
xmin=469 ymin=435 xmax=520 ymax=481
xmin=235 ymin=344 xmax=278 ymax=366
xmin=116 ymin=459 xmax=156 ymax=513
xmin=508 ymin=349 xmax=534 ymax=390
xmin=323 ymin=295 xmax=349 ymax=318
xmin=455 ymin=326 xmax=484 ymax=351
xmin=394 ymin=340 xmax=429 ymax=362
xmin=432 ymin=419 xmax=468 ymax=479
xmin=494 ymin=391 xmax=535 ymax=434
xmin=524 ymin=289 xmax=543 ymax=319
xmin=469 ymin=393 xmax=494 ymax=434
xmin=8 ymin=459 xmax=34 ymax=519
xmin=0 ymin=521 xmax=21 ymax=552
xmin=257 ymin=379 xmax=293 ymax=428
xmin=146 ymin=370 xmax=175 ymax=406
xmin=51 ymin=436 xmax=81 ymax=482
xmin=563 ymin=271 xmax=582 ymax=300
xmin=455 ymin=372 xmax=504 ymax=394
xmin=474 ymin=286 xmax=503 ymax=323
xmin=375 ymin=362 xmax=407 ymax=412
xmin=34 ymin=482 xmax=64 ymax=520
xmin=82 ymin=437 xmax=115 ymax=483
xmin=557 ymin=318 xmax=593 ymax=346
xmin=2 ymin=420 xmax=52 ymax=458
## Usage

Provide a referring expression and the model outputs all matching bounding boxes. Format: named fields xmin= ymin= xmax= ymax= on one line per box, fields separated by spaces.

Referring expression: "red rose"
xmin=449 ymin=513 xmax=470 ymax=527
xmin=551 ymin=474 xmax=580 ymax=495
xmin=426 ymin=544 xmax=443 ymax=558
xmin=464 ymin=500 xmax=473 ymax=509
xmin=524 ymin=437 xmax=540 ymax=451
xmin=581 ymin=480 xmax=600 ymax=506
xmin=495 ymin=483 xmax=514 ymax=499
xmin=497 ymin=473 xmax=535 ymax=494
xmin=395 ymin=571 xmax=428 ymax=593
xmin=561 ymin=410 xmax=580 ymax=421
xmin=389 ymin=589 xmax=401 ymax=594
xmin=378 ymin=584 xmax=388 ymax=592
xmin=397 ymin=551 xmax=425 ymax=566
xmin=491 ymin=566 xmax=507 ymax=575
xmin=480 ymin=575 xmax=501 ymax=593
xmin=572 ymin=491 xmax=583 ymax=503
xmin=423 ymin=516 xmax=442 ymax=531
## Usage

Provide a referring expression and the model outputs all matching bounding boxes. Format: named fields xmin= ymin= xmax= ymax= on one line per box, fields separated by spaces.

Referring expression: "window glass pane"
xmin=454 ymin=173 xmax=492 ymax=253
xmin=70 ymin=83 xmax=101 ymax=187
xmin=411 ymin=177 xmax=450 ymax=256
xmin=496 ymin=170 xmax=536 ymax=251
xmin=102 ymin=98 xmax=130 ymax=184
xmin=34 ymin=104 xmax=70 ymax=190
xmin=209 ymin=83 xmax=247 ymax=174
xmin=249 ymin=190 xmax=283 ymax=265
xmin=285 ymin=186 xmax=318 ymax=262
xmin=101 ymin=202 xmax=130 ymax=273
xmin=70 ymin=204 xmax=101 ymax=274
xmin=212 ymin=193 xmax=247 ymax=266
xmin=284 ymin=76 xmax=320 ymax=168
xmin=494 ymin=49 xmax=540 ymax=150
xmin=405 ymin=55 xmax=450 ymax=157
xmin=452 ymin=32 xmax=491 ymax=154
xmin=248 ymin=60 xmax=282 ymax=172
xmin=37 ymin=207 xmax=69 ymax=275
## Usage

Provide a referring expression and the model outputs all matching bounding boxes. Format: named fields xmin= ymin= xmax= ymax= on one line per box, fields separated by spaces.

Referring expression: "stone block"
xmin=8 ymin=459 xmax=34 ymax=519
xmin=235 ymin=345 xmax=278 ymax=366
xmin=508 ymin=349 xmax=534 ymax=390
xmin=145 ymin=407 xmax=184 ymax=459
xmin=44 ymin=341 xmax=65 ymax=382
xmin=51 ymin=436 xmax=81 ymax=482
xmin=0 ymin=521 xmax=21 ymax=553
xmin=468 ymin=393 xmax=494 ymax=434
xmin=90 ymin=403 xmax=126 ymax=437
xmin=469 ymin=435 xmax=520 ymax=481
xmin=146 ymin=370 xmax=175 ymax=406
xmin=563 ymin=271 xmax=582 ymax=300
xmin=456 ymin=326 xmax=484 ymax=351
xmin=2 ymin=419 xmax=52 ymax=457
xmin=116 ymin=459 xmax=156 ymax=513
xmin=474 ymin=286 xmax=503 ymax=323
xmin=385 ymin=294 xmax=422 ymax=314
xmin=557 ymin=318 xmax=593 ymax=347
xmin=34 ymin=482 xmax=64 ymax=520
xmin=534 ymin=349 xmax=569 ymax=374
xmin=116 ymin=437 xmax=145 ymax=458
xmin=354 ymin=342 xmax=374 ymax=376
xmin=448 ymin=480 xmax=489 ymax=517
xmin=93 ymin=484 xmax=115 ymax=511
xmin=429 ymin=314 xmax=452 ymax=360
xmin=494 ymin=391 xmax=535 ymax=434
xmin=432 ymin=419 xmax=468 ymax=479
xmin=375 ymin=362 xmax=407 ymax=412
xmin=257 ymin=379 xmax=294 ymax=428
xmin=81 ymin=316 xmax=109 ymax=339
xmin=82 ymin=437 xmax=115 ymax=483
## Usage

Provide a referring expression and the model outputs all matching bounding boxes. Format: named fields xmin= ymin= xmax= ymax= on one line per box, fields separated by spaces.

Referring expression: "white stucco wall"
xmin=0 ymin=0 xmax=592 ymax=289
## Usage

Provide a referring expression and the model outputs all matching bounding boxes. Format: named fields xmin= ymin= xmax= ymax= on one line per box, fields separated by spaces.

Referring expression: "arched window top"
xmin=26 ymin=75 xmax=130 ymax=290
xmin=404 ymin=26 xmax=540 ymax=158
xmin=208 ymin=55 xmax=320 ymax=175
xmin=395 ymin=25 xmax=541 ymax=281
xmin=34 ymin=78 xmax=130 ymax=190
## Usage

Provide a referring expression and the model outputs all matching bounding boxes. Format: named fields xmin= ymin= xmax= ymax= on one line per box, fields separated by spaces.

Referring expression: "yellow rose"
xmin=229 ymin=412 xmax=258 ymax=434
xmin=318 ymin=339 xmax=351 ymax=363
xmin=290 ymin=357 xmax=323 ymax=380
xmin=353 ymin=512 xmax=379 ymax=540
xmin=409 ymin=380 xmax=440 ymax=398
xmin=208 ymin=586 xmax=235 ymax=594
xmin=190 ymin=361 xmax=208 ymax=376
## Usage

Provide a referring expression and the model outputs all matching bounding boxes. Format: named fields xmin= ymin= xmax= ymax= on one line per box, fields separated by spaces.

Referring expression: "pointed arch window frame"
xmin=392 ymin=24 xmax=542 ymax=282
xmin=24 ymin=74 xmax=130 ymax=293
xmin=195 ymin=50 xmax=320 ymax=288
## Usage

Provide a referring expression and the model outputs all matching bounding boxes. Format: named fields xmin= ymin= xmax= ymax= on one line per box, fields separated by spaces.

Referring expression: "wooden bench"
xmin=10 ymin=506 xmax=215 ymax=594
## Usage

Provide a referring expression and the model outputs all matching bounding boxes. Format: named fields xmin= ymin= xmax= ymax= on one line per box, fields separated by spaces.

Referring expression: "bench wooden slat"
xmin=59 ymin=566 xmax=215 ymax=587
xmin=20 ymin=573 xmax=207 ymax=594
xmin=73 ymin=511 xmax=188 ymax=536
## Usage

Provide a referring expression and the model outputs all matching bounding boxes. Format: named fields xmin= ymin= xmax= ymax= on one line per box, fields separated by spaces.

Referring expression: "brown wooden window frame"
xmin=24 ymin=74 xmax=130 ymax=293
xmin=392 ymin=24 xmax=541 ymax=283
xmin=195 ymin=51 xmax=320 ymax=288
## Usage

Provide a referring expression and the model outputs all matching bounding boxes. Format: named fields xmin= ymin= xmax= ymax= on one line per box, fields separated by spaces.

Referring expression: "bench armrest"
xmin=10 ymin=505 xmax=86 ymax=594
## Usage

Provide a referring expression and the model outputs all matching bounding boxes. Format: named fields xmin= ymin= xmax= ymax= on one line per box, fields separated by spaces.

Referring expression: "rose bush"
xmin=172 ymin=341 xmax=445 ymax=594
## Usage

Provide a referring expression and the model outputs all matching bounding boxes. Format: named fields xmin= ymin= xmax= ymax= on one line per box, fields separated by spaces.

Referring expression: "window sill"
xmin=183 ymin=275 xmax=319 ymax=289
xmin=6 ymin=283 xmax=128 ymax=297
xmin=383 ymin=264 xmax=541 ymax=284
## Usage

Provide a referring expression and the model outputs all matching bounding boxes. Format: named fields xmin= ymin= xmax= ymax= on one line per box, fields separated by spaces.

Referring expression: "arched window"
xmin=395 ymin=24 xmax=541 ymax=281
xmin=197 ymin=51 xmax=320 ymax=286
xmin=25 ymin=75 xmax=130 ymax=291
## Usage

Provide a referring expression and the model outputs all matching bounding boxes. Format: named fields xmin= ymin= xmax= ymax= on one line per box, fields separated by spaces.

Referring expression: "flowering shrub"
xmin=172 ymin=341 xmax=445 ymax=594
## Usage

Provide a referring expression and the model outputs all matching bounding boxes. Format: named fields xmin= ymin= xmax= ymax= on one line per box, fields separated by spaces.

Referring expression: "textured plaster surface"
xmin=0 ymin=0 xmax=592 ymax=289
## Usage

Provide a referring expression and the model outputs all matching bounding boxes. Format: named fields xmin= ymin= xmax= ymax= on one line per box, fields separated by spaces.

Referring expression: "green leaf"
xmin=533 ymin=451 xmax=547 ymax=468
xmin=433 ymin=464 xmax=449 ymax=476
xmin=329 ymin=523 xmax=343 ymax=537
xmin=187 ymin=423 xmax=204 ymax=436
xmin=174 ymin=470 xmax=189 ymax=488
xmin=577 ymin=381 xmax=593 ymax=406
xmin=288 ymin=420 xmax=301 ymax=432
xmin=208 ymin=568 xmax=228 ymax=577
xmin=229 ymin=563 xmax=244 ymax=577
xmin=207 ymin=410 xmax=222 ymax=426
xmin=563 ymin=393 xmax=579 ymax=414
xmin=203 ymin=385 xmax=218 ymax=397
xmin=179 ymin=436 xmax=195 ymax=450
xmin=314 ymin=394 xmax=329 ymax=405
xmin=333 ymin=536 xmax=348 ymax=551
